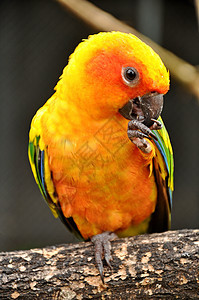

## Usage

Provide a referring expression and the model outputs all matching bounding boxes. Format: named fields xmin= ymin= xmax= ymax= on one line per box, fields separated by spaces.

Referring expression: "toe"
xmin=91 ymin=235 xmax=104 ymax=282
xmin=91 ymin=231 xmax=117 ymax=283
xmin=103 ymin=239 xmax=112 ymax=269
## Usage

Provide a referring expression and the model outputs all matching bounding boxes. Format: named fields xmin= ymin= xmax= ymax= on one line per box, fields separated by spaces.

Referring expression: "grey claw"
xmin=128 ymin=129 xmax=150 ymax=140
xmin=91 ymin=231 xmax=117 ymax=283
xmin=103 ymin=239 xmax=112 ymax=269
xmin=149 ymin=130 xmax=158 ymax=141
xmin=150 ymin=118 xmax=163 ymax=130
xmin=128 ymin=119 xmax=158 ymax=141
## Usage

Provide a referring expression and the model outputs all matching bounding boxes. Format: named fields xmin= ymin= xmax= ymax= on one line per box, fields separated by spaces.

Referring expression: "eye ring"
xmin=122 ymin=67 xmax=139 ymax=86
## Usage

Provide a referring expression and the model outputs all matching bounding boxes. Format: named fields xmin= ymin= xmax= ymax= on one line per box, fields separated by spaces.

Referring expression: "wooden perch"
xmin=0 ymin=229 xmax=198 ymax=299
xmin=56 ymin=0 xmax=199 ymax=102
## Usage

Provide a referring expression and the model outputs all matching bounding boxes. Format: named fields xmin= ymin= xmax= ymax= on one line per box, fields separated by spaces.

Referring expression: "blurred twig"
xmin=195 ymin=0 xmax=199 ymax=28
xmin=56 ymin=0 xmax=199 ymax=102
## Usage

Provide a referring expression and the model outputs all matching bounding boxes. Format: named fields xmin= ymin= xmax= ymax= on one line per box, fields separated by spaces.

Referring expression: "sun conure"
xmin=28 ymin=31 xmax=174 ymax=282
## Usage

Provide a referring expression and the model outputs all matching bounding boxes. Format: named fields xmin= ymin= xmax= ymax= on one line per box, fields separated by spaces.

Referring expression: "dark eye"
xmin=122 ymin=67 xmax=139 ymax=86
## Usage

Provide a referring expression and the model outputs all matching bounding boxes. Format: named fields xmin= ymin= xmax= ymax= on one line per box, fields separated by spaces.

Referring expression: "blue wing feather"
xmin=152 ymin=117 xmax=174 ymax=208
xmin=40 ymin=150 xmax=46 ymax=195
xmin=28 ymin=137 xmax=84 ymax=240
xmin=147 ymin=116 xmax=174 ymax=232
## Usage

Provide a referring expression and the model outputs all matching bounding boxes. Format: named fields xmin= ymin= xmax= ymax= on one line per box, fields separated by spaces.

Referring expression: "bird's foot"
xmin=150 ymin=118 xmax=163 ymax=130
xmin=128 ymin=119 xmax=158 ymax=141
xmin=131 ymin=137 xmax=152 ymax=153
xmin=127 ymin=119 xmax=160 ymax=153
xmin=91 ymin=231 xmax=117 ymax=283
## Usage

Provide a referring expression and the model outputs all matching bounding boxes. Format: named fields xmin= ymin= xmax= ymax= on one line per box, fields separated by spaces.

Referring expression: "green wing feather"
xmin=28 ymin=136 xmax=59 ymax=217
xmin=153 ymin=116 xmax=174 ymax=205
xmin=149 ymin=116 xmax=174 ymax=232
xmin=28 ymin=134 xmax=84 ymax=240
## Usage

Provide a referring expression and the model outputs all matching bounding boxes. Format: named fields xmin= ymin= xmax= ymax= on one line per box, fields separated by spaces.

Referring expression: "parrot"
xmin=28 ymin=31 xmax=174 ymax=283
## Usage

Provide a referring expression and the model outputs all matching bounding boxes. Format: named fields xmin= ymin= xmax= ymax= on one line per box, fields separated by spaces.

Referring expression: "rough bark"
xmin=0 ymin=229 xmax=198 ymax=299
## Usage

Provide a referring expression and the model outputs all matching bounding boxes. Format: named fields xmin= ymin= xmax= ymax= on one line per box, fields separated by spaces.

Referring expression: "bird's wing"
xmin=28 ymin=134 xmax=84 ymax=240
xmin=28 ymin=135 xmax=58 ymax=217
xmin=149 ymin=116 xmax=174 ymax=232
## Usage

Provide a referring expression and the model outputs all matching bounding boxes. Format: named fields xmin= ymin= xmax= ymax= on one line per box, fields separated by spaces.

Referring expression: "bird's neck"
xmin=46 ymin=90 xmax=128 ymax=148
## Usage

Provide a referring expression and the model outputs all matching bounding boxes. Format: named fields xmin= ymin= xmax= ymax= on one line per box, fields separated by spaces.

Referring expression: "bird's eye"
xmin=122 ymin=67 xmax=139 ymax=86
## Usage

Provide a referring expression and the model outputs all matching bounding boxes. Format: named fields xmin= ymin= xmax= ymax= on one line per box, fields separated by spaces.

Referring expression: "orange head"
xmin=56 ymin=31 xmax=169 ymax=121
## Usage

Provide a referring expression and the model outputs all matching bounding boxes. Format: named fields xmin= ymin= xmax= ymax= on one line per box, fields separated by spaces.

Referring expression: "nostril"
xmin=133 ymin=97 xmax=141 ymax=107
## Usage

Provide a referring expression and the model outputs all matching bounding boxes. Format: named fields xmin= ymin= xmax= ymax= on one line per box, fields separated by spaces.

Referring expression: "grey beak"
xmin=119 ymin=92 xmax=163 ymax=127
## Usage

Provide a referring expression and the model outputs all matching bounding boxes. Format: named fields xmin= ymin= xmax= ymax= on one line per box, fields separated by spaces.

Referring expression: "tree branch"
xmin=56 ymin=0 xmax=199 ymax=102
xmin=0 ymin=229 xmax=198 ymax=299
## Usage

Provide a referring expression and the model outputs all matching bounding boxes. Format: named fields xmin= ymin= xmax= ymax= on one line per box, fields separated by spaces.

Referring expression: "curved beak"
xmin=119 ymin=92 xmax=164 ymax=127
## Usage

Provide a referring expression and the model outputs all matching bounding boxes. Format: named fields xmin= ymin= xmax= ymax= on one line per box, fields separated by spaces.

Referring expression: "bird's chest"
xmin=49 ymin=119 xmax=157 ymax=231
xmin=51 ymin=116 xmax=130 ymax=188
xmin=51 ymin=133 xmax=153 ymax=200
xmin=68 ymin=119 xmax=132 ymax=192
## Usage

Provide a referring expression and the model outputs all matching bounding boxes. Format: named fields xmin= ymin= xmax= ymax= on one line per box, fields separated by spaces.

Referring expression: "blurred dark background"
xmin=0 ymin=0 xmax=198 ymax=252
